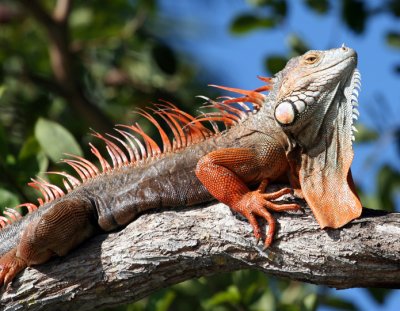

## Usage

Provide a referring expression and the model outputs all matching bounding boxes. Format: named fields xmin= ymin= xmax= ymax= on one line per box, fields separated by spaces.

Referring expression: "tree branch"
xmin=53 ymin=0 xmax=72 ymax=23
xmin=0 ymin=197 xmax=399 ymax=311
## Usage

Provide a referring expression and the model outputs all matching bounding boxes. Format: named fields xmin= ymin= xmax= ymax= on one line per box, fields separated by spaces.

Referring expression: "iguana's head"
xmin=273 ymin=46 xmax=362 ymax=228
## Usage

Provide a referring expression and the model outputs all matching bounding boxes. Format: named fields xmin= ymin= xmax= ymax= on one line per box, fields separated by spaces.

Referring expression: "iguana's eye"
xmin=304 ymin=54 xmax=319 ymax=64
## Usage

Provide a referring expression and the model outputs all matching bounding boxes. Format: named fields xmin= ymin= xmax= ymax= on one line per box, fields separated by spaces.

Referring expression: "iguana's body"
xmin=0 ymin=46 xmax=362 ymax=286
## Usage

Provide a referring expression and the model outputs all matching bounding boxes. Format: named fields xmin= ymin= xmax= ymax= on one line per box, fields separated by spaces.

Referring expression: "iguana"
xmin=0 ymin=46 xmax=362 ymax=286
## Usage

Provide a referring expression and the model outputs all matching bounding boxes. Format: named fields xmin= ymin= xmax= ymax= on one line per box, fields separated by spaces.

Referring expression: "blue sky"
xmin=157 ymin=1 xmax=400 ymax=310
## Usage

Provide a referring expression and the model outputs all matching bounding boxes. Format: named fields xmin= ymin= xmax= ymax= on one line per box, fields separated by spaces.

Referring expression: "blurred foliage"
xmin=305 ymin=0 xmax=330 ymax=14
xmin=103 ymin=270 xmax=326 ymax=311
xmin=0 ymin=0 xmax=210 ymax=209
xmin=387 ymin=31 xmax=400 ymax=48
xmin=0 ymin=0 xmax=399 ymax=310
xmin=230 ymin=0 xmax=286 ymax=34
xmin=341 ymin=0 xmax=367 ymax=34
xmin=233 ymin=0 xmax=400 ymax=74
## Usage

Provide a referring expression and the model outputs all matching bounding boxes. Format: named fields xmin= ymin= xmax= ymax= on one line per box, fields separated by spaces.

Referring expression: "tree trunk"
xmin=0 ymin=197 xmax=399 ymax=311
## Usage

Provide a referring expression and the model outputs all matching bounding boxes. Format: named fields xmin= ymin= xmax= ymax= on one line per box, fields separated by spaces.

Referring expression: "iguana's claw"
xmin=233 ymin=183 xmax=300 ymax=248
xmin=0 ymin=248 xmax=27 ymax=287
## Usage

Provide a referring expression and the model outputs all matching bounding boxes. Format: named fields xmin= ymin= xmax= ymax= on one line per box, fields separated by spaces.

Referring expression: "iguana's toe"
xmin=0 ymin=248 xmax=27 ymax=287
xmin=233 ymin=185 xmax=301 ymax=248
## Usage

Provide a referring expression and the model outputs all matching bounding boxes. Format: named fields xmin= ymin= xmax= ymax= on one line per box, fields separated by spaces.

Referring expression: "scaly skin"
xmin=0 ymin=46 xmax=362 ymax=286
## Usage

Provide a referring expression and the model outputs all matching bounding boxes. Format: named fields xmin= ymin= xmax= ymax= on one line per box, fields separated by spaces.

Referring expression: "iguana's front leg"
xmin=0 ymin=197 xmax=98 ymax=285
xmin=195 ymin=147 xmax=300 ymax=248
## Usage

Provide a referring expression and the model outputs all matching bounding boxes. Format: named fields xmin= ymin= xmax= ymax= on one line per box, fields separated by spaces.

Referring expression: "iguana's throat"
xmin=297 ymin=69 xmax=362 ymax=228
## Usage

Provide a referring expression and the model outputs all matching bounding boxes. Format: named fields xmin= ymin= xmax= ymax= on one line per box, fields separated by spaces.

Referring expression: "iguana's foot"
xmin=0 ymin=198 xmax=98 ymax=287
xmin=0 ymin=248 xmax=27 ymax=287
xmin=232 ymin=180 xmax=300 ymax=248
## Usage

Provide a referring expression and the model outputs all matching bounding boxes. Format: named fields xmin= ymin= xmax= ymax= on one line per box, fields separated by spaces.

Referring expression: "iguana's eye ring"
xmin=304 ymin=54 xmax=319 ymax=64
xmin=275 ymin=101 xmax=296 ymax=125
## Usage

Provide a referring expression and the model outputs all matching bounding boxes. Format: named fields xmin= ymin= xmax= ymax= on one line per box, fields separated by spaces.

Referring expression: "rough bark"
xmin=0 ymin=196 xmax=399 ymax=311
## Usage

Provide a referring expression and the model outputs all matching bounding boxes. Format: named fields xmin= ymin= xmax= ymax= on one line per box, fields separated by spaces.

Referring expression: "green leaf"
xmin=36 ymin=151 xmax=50 ymax=174
xmin=34 ymin=118 xmax=82 ymax=163
xmin=19 ymin=136 xmax=41 ymax=161
xmin=18 ymin=136 xmax=49 ymax=179
xmin=270 ymin=0 xmax=288 ymax=18
xmin=203 ymin=285 xmax=241 ymax=309
xmin=265 ymin=55 xmax=288 ymax=74
xmin=0 ymin=189 xmax=20 ymax=210
xmin=151 ymin=42 xmax=177 ymax=75
xmin=247 ymin=0 xmax=271 ymax=6
xmin=395 ymin=64 xmax=400 ymax=75
xmin=232 ymin=270 xmax=268 ymax=305
xmin=376 ymin=165 xmax=400 ymax=212
xmin=288 ymin=35 xmax=310 ymax=55
xmin=251 ymin=288 xmax=276 ymax=310
xmin=386 ymin=31 xmax=400 ymax=48
xmin=305 ymin=0 xmax=330 ymax=14
xmin=365 ymin=288 xmax=391 ymax=305
xmin=0 ymin=85 xmax=6 ymax=98
xmin=230 ymin=14 xmax=276 ymax=34
xmin=246 ymin=0 xmax=287 ymax=17
xmin=388 ymin=0 xmax=400 ymax=17
xmin=276 ymin=303 xmax=301 ymax=311
xmin=353 ymin=124 xmax=378 ymax=143
xmin=303 ymin=293 xmax=318 ymax=311
xmin=137 ymin=0 xmax=157 ymax=13
xmin=320 ymin=296 xmax=358 ymax=311
xmin=341 ymin=0 xmax=367 ymax=34
xmin=396 ymin=128 xmax=400 ymax=154
xmin=70 ymin=7 xmax=94 ymax=28
xmin=154 ymin=291 xmax=176 ymax=311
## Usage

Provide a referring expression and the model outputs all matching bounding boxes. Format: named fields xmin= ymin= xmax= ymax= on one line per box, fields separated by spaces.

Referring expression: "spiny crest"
xmin=0 ymin=78 xmax=271 ymax=229
xmin=350 ymin=69 xmax=361 ymax=142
